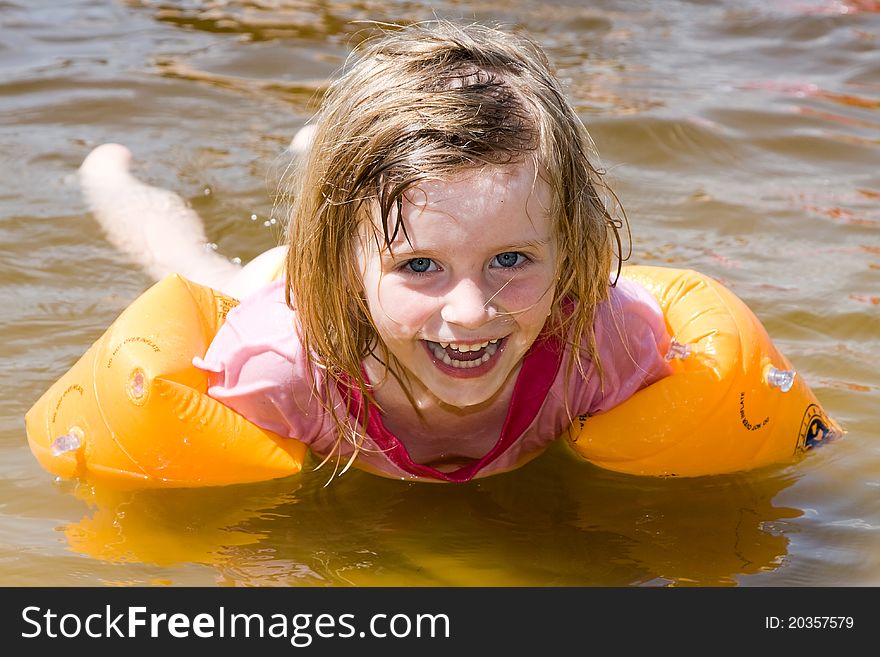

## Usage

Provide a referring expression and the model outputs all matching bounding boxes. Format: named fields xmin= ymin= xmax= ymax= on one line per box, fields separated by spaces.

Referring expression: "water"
xmin=1 ymin=0 xmax=878 ymax=586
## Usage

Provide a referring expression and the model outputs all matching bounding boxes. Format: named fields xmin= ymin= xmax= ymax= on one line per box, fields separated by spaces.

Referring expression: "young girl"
xmin=186 ymin=21 xmax=674 ymax=482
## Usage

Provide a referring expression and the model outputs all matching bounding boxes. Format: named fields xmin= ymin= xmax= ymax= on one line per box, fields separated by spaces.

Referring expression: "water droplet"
xmin=250 ymin=213 xmax=258 ymax=221
xmin=203 ymin=186 xmax=212 ymax=196
xmin=231 ymin=256 xmax=241 ymax=265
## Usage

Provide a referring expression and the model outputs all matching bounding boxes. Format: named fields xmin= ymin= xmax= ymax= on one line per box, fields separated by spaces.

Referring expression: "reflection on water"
xmin=2 ymin=0 xmax=879 ymax=586
xmin=63 ymin=444 xmax=803 ymax=587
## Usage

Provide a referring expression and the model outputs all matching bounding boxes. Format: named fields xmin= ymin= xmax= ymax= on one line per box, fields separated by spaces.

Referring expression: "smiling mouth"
xmin=424 ymin=338 xmax=503 ymax=369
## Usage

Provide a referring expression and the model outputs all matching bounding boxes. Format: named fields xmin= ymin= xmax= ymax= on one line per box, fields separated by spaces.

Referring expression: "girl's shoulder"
xmin=202 ymin=279 xmax=304 ymax=369
xmin=559 ymin=278 xmax=672 ymax=415
xmin=193 ymin=279 xmax=330 ymax=441
xmin=599 ymin=277 xmax=667 ymax=331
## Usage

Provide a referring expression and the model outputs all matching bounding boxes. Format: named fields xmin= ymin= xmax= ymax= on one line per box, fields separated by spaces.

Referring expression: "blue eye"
xmin=493 ymin=252 xmax=524 ymax=268
xmin=406 ymin=258 xmax=435 ymax=273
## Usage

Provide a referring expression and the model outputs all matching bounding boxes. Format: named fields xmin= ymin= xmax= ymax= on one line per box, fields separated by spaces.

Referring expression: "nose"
xmin=440 ymin=278 xmax=496 ymax=328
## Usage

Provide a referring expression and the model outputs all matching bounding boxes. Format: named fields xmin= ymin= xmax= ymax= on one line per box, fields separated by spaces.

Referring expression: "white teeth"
xmin=447 ymin=341 xmax=490 ymax=352
xmin=427 ymin=339 xmax=501 ymax=369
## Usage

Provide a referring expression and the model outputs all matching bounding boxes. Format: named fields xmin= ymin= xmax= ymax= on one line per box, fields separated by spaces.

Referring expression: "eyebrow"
xmin=383 ymin=237 xmax=551 ymax=258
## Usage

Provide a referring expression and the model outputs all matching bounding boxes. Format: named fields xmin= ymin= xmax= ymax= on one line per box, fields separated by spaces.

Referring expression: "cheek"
xmin=370 ymin=279 xmax=441 ymax=337
xmin=493 ymin=273 xmax=556 ymax=321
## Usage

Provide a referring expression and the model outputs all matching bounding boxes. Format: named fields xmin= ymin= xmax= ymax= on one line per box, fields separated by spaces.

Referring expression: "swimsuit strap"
xmin=336 ymin=334 xmax=564 ymax=482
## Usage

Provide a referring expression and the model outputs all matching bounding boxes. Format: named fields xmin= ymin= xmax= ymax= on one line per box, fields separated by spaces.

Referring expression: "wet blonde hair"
xmin=285 ymin=20 xmax=625 ymax=473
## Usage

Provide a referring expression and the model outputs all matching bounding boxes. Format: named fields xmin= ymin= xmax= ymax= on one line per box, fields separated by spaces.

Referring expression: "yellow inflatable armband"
xmin=567 ymin=266 xmax=841 ymax=476
xmin=25 ymin=274 xmax=306 ymax=488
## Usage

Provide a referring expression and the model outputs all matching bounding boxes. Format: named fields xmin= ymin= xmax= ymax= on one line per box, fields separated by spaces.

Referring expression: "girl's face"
xmin=356 ymin=161 xmax=558 ymax=409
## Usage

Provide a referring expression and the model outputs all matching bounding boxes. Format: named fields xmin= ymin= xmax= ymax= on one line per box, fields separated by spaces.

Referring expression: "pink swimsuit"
xmin=194 ymin=279 xmax=672 ymax=482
